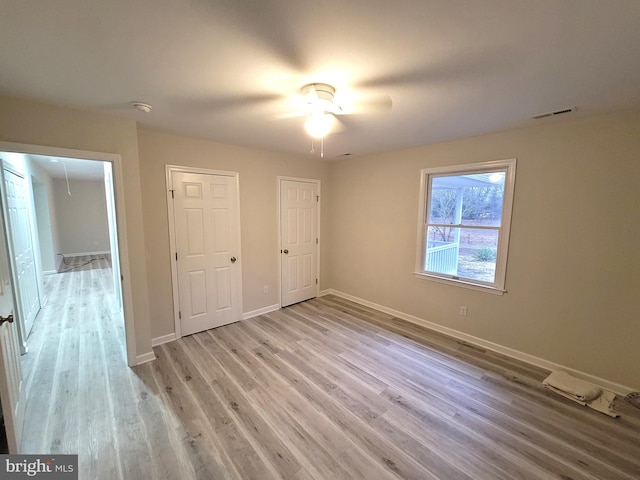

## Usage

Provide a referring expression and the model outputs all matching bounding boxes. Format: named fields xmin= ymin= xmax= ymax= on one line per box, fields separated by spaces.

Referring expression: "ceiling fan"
xmin=294 ymin=83 xmax=392 ymax=139
xmin=298 ymin=83 xmax=343 ymax=139
xmin=287 ymin=82 xmax=392 ymax=156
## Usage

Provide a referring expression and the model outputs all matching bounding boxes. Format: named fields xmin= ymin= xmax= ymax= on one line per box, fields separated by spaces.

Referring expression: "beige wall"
xmin=137 ymin=129 xmax=330 ymax=340
xmin=52 ymin=178 xmax=110 ymax=255
xmin=0 ymin=95 xmax=152 ymax=358
xmin=328 ymin=110 xmax=640 ymax=390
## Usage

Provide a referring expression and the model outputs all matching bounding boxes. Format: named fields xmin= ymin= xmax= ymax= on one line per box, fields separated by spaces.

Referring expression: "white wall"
xmin=52 ymin=178 xmax=110 ymax=256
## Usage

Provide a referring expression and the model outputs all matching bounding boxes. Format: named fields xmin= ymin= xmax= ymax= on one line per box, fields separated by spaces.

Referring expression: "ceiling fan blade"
xmin=190 ymin=0 xmax=310 ymax=71
xmin=356 ymin=46 xmax=521 ymax=89
xmin=170 ymin=92 xmax=283 ymax=115
xmin=274 ymin=110 xmax=308 ymax=120
xmin=331 ymin=115 xmax=347 ymax=134
xmin=338 ymin=94 xmax=392 ymax=116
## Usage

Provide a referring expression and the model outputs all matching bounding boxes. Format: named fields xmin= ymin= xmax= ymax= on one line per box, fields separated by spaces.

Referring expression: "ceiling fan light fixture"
xmin=301 ymin=83 xmax=341 ymax=114
xmin=304 ymin=112 xmax=333 ymax=138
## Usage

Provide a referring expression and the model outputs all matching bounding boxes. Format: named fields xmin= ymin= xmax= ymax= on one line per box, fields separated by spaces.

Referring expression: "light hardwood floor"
xmin=21 ymin=260 xmax=640 ymax=479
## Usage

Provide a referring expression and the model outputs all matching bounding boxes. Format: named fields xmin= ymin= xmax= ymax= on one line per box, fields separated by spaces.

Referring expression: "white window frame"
xmin=414 ymin=158 xmax=516 ymax=294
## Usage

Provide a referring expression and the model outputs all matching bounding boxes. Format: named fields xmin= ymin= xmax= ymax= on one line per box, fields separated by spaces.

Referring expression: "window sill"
xmin=413 ymin=272 xmax=506 ymax=295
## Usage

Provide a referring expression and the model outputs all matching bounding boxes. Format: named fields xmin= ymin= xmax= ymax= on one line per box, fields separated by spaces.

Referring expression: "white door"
xmin=3 ymin=169 xmax=40 ymax=338
xmin=171 ymin=171 xmax=242 ymax=336
xmin=280 ymin=179 xmax=318 ymax=307
xmin=0 ymin=196 xmax=25 ymax=453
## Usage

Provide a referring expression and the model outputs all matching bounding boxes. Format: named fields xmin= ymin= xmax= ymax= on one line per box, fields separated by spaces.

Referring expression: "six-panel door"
xmin=173 ymin=172 xmax=242 ymax=336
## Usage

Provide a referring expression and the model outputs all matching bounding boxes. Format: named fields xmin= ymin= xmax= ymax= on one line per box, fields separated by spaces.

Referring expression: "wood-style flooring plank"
xmin=19 ymin=280 xmax=640 ymax=479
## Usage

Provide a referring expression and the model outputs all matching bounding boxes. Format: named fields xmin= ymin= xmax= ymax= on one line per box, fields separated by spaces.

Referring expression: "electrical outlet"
xmin=459 ymin=306 xmax=468 ymax=316
xmin=263 ymin=286 xmax=269 ymax=294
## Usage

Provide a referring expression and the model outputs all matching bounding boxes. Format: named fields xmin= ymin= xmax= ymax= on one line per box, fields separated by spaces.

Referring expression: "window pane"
xmin=428 ymin=172 xmax=505 ymax=227
xmin=425 ymin=227 xmax=499 ymax=283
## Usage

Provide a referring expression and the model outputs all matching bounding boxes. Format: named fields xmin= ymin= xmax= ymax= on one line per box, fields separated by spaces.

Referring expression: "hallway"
xmin=20 ymin=255 xmax=127 ymax=467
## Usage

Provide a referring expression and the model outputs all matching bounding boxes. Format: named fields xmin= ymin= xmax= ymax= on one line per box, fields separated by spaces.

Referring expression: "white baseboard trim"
xmin=243 ymin=304 xmax=280 ymax=320
xmin=324 ymin=289 xmax=634 ymax=396
xmin=136 ymin=351 xmax=156 ymax=365
xmin=42 ymin=270 xmax=57 ymax=276
xmin=152 ymin=333 xmax=176 ymax=347
xmin=318 ymin=289 xmax=332 ymax=297
xmin=61 ymin=250 xmax=110 ymax=257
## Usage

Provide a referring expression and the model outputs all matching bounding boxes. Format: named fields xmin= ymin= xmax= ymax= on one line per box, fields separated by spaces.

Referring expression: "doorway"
xmin=0 ymin=143 xmax=135 ymax=365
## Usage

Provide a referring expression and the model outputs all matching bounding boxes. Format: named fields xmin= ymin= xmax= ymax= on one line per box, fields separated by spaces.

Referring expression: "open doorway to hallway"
xmin=0 ymin=152 xmax=123 ymax=347
xmin=0 ymin=147 xmax=130 ymax=452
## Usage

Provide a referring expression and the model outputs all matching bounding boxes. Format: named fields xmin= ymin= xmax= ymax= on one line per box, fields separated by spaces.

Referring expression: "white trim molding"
xmin=62 ymin=251 xmax=110 ymax=257
xmin=152 ymin=333 xmax=176 ymax=347
xmin=243 ymin=304 xmax=280 ymax=320
xmin=136 ymin=351 xmax=156 ymax=365
xmin=323 ymin=288 xmax=634 ymax=396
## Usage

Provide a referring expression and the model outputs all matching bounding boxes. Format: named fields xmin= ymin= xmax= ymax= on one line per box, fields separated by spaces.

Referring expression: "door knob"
xmin=230 ymin=256 xmax=237 ymax=263
xmin=0 ymin=314 xmax=14 ymax=326
xmin=283 ymin=249 xmax=289 ymax=254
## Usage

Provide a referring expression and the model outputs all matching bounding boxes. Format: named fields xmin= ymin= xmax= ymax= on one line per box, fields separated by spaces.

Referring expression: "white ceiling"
xmin=29 ymin=155 xmax=105 ymax=181
xmin=1 ymin=0 xmax=639 ymax=159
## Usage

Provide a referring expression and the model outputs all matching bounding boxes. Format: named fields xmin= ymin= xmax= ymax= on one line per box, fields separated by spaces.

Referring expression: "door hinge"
xmin=170 ymin=189 xmax=175 ymax=199
xmin=179 ymin=311 xmax=182 ymax=320
xmin=120 ymin=274 xmax=124 ymax=282
xmin=175 ymin=252 xmax=178 ymax=261
xmin=316 ymin=195 xmax=319 ymax=202
xmin=316 ymin=238 xmax=318 ymax=244
xmin=316 ymin=278 xmax=318 ymax=285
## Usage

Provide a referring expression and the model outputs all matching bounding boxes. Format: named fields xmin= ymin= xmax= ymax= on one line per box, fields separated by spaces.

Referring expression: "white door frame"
xmin=277 ymin=176 xmax=321 ymax=307
xmin=0 ymin=142 xmax=137 ymax=367
xmin=166 ymin=165 xmax=243 ymax=339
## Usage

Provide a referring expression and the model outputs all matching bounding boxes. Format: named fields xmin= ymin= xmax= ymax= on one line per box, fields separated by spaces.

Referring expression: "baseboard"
xmin=136 ymin=351 xmax=156 ymax=365
xmin=324 ymin=289 xmax=634 ymax=396
xmin=243 ymin=304 xmax=280 ymax=320
xmin=151 ymin=306 xmax=279 ymax=347
xmin=152 ymin=333 xmax=176 ymax=347
xmin=61 ymin=250 xmax=110 ymax=257
xmin=318 ymin=289 xmax=332 ymax=297
xmin=42 ymin=270 xmax=57 ymax=276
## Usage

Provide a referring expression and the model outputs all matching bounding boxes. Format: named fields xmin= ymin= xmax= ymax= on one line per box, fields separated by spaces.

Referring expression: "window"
xmin=415 ymin=159 xmax=516 ymax=293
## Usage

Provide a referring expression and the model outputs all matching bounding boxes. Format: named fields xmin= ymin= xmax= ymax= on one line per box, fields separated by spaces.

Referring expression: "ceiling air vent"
xmin=532 ymin=107 xmax=575 ymax=120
